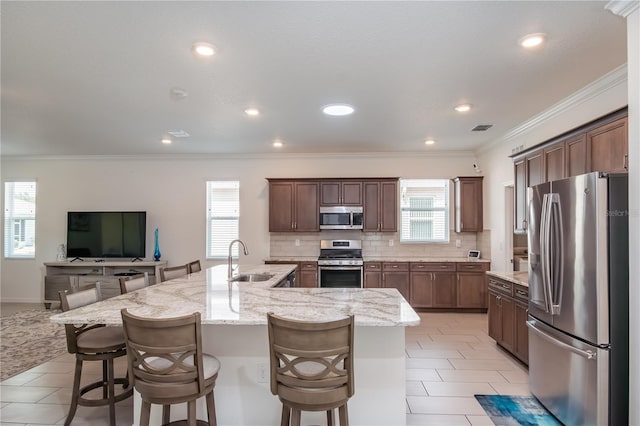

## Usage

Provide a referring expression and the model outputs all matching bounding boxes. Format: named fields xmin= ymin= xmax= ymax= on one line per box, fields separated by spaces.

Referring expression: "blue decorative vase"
xmin=153 ymin=228 xmax=161 ymax=261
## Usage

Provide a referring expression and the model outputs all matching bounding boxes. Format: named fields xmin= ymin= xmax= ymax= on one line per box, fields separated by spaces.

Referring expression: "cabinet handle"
xmin=440 ymin=265 xmax=448 ymax=268
xmin=392 ymin=265 xmax=398 ymax=268
xmin=624 ymin=154 xmax=628 ymax=170
xmin=523 ymin=220 xmax=528 ymax=230
xmin=502 ymin=284 xmax=510 ymax=290
xmin=516 ymin=290 xmax=528 ymax=297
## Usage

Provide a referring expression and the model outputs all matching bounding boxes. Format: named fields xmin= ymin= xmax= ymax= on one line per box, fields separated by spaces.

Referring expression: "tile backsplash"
xmin=270 ymin=230 xmax=488 ymax=259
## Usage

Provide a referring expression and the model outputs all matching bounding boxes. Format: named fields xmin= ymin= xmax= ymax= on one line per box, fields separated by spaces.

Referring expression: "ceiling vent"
xmin=472 ymin=124 xmax=493 ymax=131
xmin=167 ymin=130 xmax=190 ymax=138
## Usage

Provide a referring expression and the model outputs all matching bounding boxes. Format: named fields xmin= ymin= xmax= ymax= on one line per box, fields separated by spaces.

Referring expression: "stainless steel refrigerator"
xmin=527 ymin=172 xmax=628 ymax=426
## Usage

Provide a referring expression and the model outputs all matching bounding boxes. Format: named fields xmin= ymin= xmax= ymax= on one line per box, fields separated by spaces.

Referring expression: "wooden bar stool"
xmin=159 ymin=264 xmax=189 ymax=282
xmin=267 ymin=312 xmax=355 ymax=426
xmin=121 ymin=309 xmax=219 ymax=426
xmin=58 ymin=283 xmax=132 ymax=426
xmin=119 ymin=272 xmax=150 ymax=294
xmin=187 ymin=260 xmax=202 ymax=274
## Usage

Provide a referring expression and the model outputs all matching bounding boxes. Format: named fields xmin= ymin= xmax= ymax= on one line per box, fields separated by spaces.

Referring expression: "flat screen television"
xmin=66 ymin=211 xmax=146 ymax=259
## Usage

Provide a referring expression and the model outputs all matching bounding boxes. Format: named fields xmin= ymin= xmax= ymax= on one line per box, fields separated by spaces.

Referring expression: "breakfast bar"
xmin=50 ymin=264 xmax=420 ymax=426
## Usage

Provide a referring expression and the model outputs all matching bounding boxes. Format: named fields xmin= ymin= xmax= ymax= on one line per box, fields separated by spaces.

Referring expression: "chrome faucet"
xmin=228 ymin=239 xmax=249 ymax=280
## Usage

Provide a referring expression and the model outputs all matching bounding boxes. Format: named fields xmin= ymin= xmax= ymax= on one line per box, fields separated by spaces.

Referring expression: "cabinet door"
xmin=488 ymin=291 xmax=502 ymax=342
xmin=364 ymin=262 xmax=382 ymax=288
xmin=565 ymin=133 xmax=587 ymax=177
xmin=455 ymin=177 xmax=483 ymax=232
xmin=269 ymin=182 xmax=295 ymax=232
xmin=544 ymin=144 xmax=565 ymax=182
xmin=514 ymin=302 xmax=529 ymax=364
xmin=432 ymin=272 xmax=456 ymax=308
xmin=587 ymin=116 xmax=628 ymax=173
xmin=363 ymin=182 xmax=380 ymax=231
xmin=294 ymin=182 xmax=319 ymax=232
xmin=319 ymin=182 xmax=341 ymax=206
xmin=500 ymin=296 xmax=515 ymax=352
xmin=379 ymin=181 xmax=398 ymax=232
xmin=342 ymin=182 xmax=363 ymax=205
xmin=456 ymin=272 xmax=487 ymax=308
xmin=383 ymin=272 xmax=410 ymax=300
xmin=298 ymin=262 xmax=318 ymax=288
xmin=409 ymin=272 xmax=433 ymax=307
xmin=514 ymin=159 xmax=527 ymax=233
xmin=526 ymin=151 xmax=544 ymax=188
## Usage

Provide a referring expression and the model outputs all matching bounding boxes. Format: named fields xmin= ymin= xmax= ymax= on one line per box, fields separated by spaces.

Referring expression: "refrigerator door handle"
xmin=527 ymin=320 xmax=597 ymax=360
xmin=549 ymin=193 xmax=564 ymax=315
xmin=539 ymin=193 xmax=553 ymax=313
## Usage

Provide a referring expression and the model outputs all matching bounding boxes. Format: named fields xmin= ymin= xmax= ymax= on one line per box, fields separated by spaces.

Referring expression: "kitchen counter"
xmin=486 ymin=270 xmax=529 ymax=287
xmin=364 ymin=257 xmax=491 ymax=263
xmin=51 ymin=264 xmax=418 ymax=426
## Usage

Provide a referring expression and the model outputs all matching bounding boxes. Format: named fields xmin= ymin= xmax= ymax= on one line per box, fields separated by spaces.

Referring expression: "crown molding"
xmin=476 ymin=64 xmax=628 ymax=156
xmin=606 ymin=1 xmax=640 ymax=17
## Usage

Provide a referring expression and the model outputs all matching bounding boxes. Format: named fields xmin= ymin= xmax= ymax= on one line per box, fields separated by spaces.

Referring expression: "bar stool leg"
xmin=187 ymin=399 xmax=197 ymax=426
xmin=338 ymin=404 xmax=349 ymax=426
xmin=162 ymin=405 xmax=171 ymax=424
xmin=280 ymin=404 xmax=290 ymax=426
xmin=64 ymin=357 xmax=83 ymax=426
xmin=291 ymin=408 xmax=301 ymax=426
xmin=327 ymin=409 xmax=334 ymax=426
xmin=206 ymin=391 xmax=217 ymax=426
xmin=140 ymin=400 xmax=152 ymax=426
xmin=107 ymin=358 xmax=116 ymax=426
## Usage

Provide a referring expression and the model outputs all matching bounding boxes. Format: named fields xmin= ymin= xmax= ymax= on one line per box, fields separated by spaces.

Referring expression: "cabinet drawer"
xmin=410 ymin=262 xmax=455 ymax=272
xmin=44 ymin=275 xmax=74 ymax=301
xmin=514 ymin=285 xmax=529 ymax=302
xmin=299 ymin=262 xmax=318 ymax=270
xmin=457 ymin=262 xmax=487 ymax=272
xmin=488 ymin=278 xmax=513 ymax=296
xmin=364 ymin=262 xmax=382 ymax=271
xmin=383 ymin=262 xmax=409 ymax=272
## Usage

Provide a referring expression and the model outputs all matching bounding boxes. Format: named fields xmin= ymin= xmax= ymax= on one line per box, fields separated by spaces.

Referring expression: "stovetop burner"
xmin=318 ymin=240 xmax=363 ymax=266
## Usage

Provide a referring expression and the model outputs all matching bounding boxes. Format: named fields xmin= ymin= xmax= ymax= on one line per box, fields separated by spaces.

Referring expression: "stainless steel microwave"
xmin=319 ymin=206 xmax=363 ymax=230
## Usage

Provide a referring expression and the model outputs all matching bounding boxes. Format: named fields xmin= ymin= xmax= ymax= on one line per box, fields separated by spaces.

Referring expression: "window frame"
xmin=206 ymin=180 xmax=240 ymax=260
xmin=3 ymin=180 xmax=37 ymax=259
xmin=399 ymin=179 xmax=450 ymax=244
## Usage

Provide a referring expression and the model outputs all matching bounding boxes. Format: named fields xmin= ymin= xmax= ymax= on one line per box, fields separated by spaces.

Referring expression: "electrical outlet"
xmin=295 ymin=239 xmax=300 ymax=247
xmin=388 ymin=239 xmax=394 ymax=247
xmin=455 ymin=239 xmax=461 ymax=248
xmin=257 ymin=363 xmax=268 ymax=383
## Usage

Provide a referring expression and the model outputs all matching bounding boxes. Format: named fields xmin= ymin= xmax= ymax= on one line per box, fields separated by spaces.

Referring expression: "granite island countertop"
xmin=50 ymin=264 xmax=420 ymax=327
xmin=486 ymin=270 xmax=529 ymax=287
xmin=266 ymin=257 xmax=491 ymax=263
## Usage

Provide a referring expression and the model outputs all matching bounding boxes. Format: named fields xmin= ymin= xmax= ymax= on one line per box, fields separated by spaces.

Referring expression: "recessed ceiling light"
xmin=273 ymin=140 xmax=283 ymax=148
xmin=192 ymin=41 xmax=215 ymax=57
xmin=454 ymin=104 xmax=471 ymax=113
xmin=245 ymin=108 xmax=260 ymax=116
xmin=322 ymin=104 xmax=355 ymax=116
xmin=519 ymin=33 xmax=546 ymax=48
xmin=424 ymin=139 xmax=435 ymax=145
xmin=161 ymin=138 xmax=172 ymax=145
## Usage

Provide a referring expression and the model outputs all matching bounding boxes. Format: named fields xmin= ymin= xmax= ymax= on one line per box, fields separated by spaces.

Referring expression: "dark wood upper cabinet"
xmin=565 ymin=133 xmax=587 ymax=177
xmin=544 ymin=144 xmax=565 ymax=182
xmin=514 ymin=159 xmax=527 ymax=234
xmin=363 ymin=180 xmax=397 ymax=232
xmin=319 ymin=181 xmax=362 ymax=206
xmin=587 ymin=116 xmax=628 ymax=173
xmin=268 ymin=180 xmax=319 ymax=232
xmin=526 ymin=150 xmax=544 ymax=188
xmin=453 ymin=177 xmax=483 ymax=232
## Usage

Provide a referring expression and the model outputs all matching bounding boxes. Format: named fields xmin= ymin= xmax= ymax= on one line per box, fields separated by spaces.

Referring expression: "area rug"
xmin=0 ymin=309 xmax=68 ymax=381
xmin=474 ymin=394 xmax=562 ymax=426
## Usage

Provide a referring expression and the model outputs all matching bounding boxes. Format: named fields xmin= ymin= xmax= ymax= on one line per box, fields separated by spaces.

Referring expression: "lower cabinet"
xmin=265 ymin=260 xmax=317 ymax=288
xmin=382 ymin=262 xmax=410 ymax=300
xmin=487 ymin=274 xmax=529 ymax=365
xmin=364 ymin=262 xmax=382 ymax=288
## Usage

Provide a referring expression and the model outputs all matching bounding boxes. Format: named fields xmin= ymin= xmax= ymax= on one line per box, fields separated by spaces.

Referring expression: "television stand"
xmin=42 ymin=260 xmax=168 ymax=309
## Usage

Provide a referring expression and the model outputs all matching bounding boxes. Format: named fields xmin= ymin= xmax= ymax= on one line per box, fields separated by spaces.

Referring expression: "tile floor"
xmin=0 ymin=306 xmax=530 ymax=425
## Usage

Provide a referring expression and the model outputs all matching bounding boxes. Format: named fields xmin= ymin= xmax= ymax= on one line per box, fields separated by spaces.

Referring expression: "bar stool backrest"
xmin=119 ymin=273 xmax=149 ymax=294
xmin=159 ymin=264 xmax=189 ymax=282
xmin=59 ymin=283 xmax=104 ymax=354
xmin=187 ymin=260 xmax=202 ymax=274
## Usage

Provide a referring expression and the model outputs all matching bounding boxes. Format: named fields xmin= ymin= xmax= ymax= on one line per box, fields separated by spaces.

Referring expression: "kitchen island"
xmin=51 ymin=264 xmax=420 ymax=426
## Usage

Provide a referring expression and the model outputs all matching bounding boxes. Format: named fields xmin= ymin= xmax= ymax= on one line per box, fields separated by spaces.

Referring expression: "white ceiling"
xmin=0 ymin=1 xmax=627 ymax=157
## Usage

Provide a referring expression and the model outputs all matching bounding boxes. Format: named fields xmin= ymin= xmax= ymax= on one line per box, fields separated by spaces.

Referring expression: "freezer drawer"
xmin=527 ymin=317 xmax=608 ymax=426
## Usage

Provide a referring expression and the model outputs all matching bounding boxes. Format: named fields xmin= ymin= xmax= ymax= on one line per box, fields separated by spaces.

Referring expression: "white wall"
xmin=0 ymin=152 xmax=476 ymax=303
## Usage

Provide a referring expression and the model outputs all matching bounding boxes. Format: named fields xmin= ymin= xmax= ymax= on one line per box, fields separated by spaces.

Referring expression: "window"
xmin=4 ymin=181 xmax=37 ymax=258
xmin=206 ymin=181 xmax=240 ymax=258
xmin=400 ymin=179 xmax=449 ymax=243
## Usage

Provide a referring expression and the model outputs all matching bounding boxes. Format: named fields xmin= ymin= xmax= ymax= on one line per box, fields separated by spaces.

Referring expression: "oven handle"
xmin=318 ymin=265 xmax=364 ymax=271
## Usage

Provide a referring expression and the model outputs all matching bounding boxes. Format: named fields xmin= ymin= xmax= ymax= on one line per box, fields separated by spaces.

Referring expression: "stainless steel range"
xmin=317 ymin=240 xmax=363 ymax=288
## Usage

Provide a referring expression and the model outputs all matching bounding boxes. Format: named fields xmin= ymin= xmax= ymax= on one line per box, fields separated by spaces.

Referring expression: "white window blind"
xmin=206 ymin=181 xmax=240 ymax=259
xmin=400 ymin=179 xmax=449 ymax=243
xmin=4 ymin=181 xmax=37 ymax=258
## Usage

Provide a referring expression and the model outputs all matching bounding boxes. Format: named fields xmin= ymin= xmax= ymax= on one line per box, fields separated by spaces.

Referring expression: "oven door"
xmin=318 ymin=266 xmax=363 ymax=288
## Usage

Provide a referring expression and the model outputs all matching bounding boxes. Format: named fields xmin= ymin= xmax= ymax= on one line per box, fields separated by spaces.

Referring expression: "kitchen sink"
xmin=229 ymin=273 xmax=275 ymax=282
